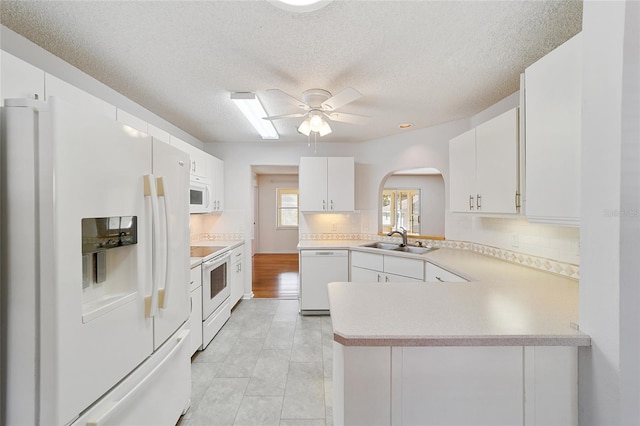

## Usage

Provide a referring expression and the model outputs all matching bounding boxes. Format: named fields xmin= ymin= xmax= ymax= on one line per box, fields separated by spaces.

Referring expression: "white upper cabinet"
xmin=1 ymin=50 xmax=45 ymax=103
xmin=45 ymin=74 xmax=116 ymax=120
xmin=147 ymin=123 xmax=171 ymax=145
xmin=170 ymin=135 xmax=209 ymax=179
xmin=449 ymin=107 xmax=519 ymax=214
xmin=475 ymin=108 xmax=519 ymax=213
xmin=449 ymin=128 xmax=477 ymax=212
xmin=208 ymin=155 xmax=224 ymax=212
xmin=524 ymin=33 xmax=582 ymax=226
xmin=299 ymin=156 xmax=354 ymax=212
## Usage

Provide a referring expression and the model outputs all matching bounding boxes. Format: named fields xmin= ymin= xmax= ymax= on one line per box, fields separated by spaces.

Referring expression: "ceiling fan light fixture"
xmin=297 ymin=118 xmax=311 ymax=136
xmin=319 ymin=120 xmax=332 ymax=136
xmin=309 ymin=113 xmax=324 ymax=133
xmin=230 ymin=92 xmax=279 ymax=140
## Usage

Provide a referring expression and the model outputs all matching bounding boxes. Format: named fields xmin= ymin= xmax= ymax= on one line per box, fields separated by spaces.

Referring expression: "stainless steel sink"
xmin=395 ymin=246 xmax=436 ymax=254
xmin=360 ymin=242 xmax=438 ymax=254
xmin=361 ymin=242 xmax=401 ymax=250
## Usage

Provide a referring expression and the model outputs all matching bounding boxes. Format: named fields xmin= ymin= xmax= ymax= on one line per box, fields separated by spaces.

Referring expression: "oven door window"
xmin=209 ymin=262 xmax=227 ymax=300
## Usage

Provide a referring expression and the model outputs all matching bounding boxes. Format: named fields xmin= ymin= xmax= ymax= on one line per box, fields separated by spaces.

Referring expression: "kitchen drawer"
xmin=231 ymin=245 xmax=243 ymax=262
xmin=202 ymin=299 xmax=230 ymax=350
xmin=425 ymin=262 xmax=467 ymax=283
xmin=384 ymin=256 xmax=424 ymax=281
xmin=190 ymin=264 xmax=202 ymax=293
xmin=351 ymin=251 xmax=384 ymax=271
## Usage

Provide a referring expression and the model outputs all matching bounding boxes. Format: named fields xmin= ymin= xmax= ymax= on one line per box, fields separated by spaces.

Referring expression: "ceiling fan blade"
xmin=321 ymin=87 xmax=362 ymax=111
xmin=266 ymin=89 xmax=310 ymax=110
xmin=263 ymin=112 xmax=308 ymax=120
xmin=324 ymin=111 xmax=369 ymax=125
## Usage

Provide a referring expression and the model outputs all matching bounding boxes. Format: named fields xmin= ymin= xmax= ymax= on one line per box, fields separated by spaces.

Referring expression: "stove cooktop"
xmin=190 ymin=246 xmax=227 ymax=258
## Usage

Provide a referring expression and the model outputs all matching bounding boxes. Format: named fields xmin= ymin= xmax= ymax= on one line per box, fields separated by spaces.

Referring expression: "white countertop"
xmin=190 ymin=239 xmax=244 ymax=268
xmin=325 ymin=246 xmax=589 ymax=347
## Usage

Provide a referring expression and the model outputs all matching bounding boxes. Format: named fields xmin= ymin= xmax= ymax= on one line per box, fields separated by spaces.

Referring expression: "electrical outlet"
xmin=331 ymin=223 xmax=337 ymax=232
xmin=511 ymin=233 xmax=519 ymax=248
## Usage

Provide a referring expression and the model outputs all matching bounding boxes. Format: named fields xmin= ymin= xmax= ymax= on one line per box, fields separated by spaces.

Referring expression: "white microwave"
xmin=190 ymin=178 xmax=212 ymax=213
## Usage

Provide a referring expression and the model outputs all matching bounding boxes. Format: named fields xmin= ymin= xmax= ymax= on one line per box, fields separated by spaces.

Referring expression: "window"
xmin=382 ymin=188 xmax=420 ymax=235
xmin=277 ymin=188 xmax=299 ymax=229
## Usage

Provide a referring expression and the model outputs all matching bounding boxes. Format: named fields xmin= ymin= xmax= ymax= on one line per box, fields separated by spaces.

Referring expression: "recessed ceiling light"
xmin=399 ymin=123 xmax=413 ymax=129
xmin=268 ymin=0 xmax=333 ymax=13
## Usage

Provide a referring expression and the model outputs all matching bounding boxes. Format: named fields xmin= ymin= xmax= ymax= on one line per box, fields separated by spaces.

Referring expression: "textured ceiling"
xmin=0 ymin=0 xmax=582 ymax=144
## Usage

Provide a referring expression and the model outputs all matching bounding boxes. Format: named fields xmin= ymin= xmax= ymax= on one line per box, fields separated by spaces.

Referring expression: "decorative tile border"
xmin=299 ymin=233 xmax=579 ymax=280
xmin=191 ymin=233 xmax=244 ymax=243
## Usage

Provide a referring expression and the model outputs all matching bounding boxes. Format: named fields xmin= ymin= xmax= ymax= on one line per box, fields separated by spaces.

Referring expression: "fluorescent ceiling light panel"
xmin=230 ymin=92 xmax=279 ymax=140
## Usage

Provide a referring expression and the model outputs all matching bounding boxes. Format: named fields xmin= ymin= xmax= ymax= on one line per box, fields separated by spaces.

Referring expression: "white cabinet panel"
xmin=208 ymin=155 xmax=224 ymax=212
xmin=189 ymin=286 xmax=202 ymax=355
xmin=171 ymin=135 xmax=208 ymax=179
xmin=384 ymin=255 xmax=424 ymax=281
xmin=476 ymin=108 xmax=519 ymax=213
xmin=449 ymin=108 xmax=519 ymax=214
xmin=401 ymin=346 xmax=523 ymax=425
xmin=334 ymin=344 xmax=391 ymax=426
xmin=449 ymin=128 xmax=477 ymax=212
xmin=300 ymin=156 xmax=354 ymax=212
xmin=148 ymin=123 xmax=171 ymax=145
xmin=1 ymin=50 xmax=45 ymax=103
xmin=45 ymin=74 xmax=116 ymax=120
xmin=350 ymin=266 xmax=381 ymax=283
xmin=230 ymin=244 xmax=244 ymax=307
xmin=525 ymin=33 xmax=581 ymax=226
xmin=350 ymin=251 xmax=425 ymax=283
xmin=351 ymin=251 xmax=384 ymax=271
xmin=327 ymin=156 xmax=355 ymax=212
xmin=425 ymin=262 xmax=467 ymax=283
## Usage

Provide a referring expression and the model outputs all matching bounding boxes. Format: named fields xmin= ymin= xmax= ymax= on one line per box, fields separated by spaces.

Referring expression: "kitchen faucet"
xmin=387 ymin=227 xmax=408 ymax=247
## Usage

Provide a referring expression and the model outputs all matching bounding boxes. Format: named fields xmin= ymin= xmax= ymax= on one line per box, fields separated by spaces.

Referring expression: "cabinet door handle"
xmin=323 ymin=200 xmax=326 ymax=211
xmin=477 ymin=194 xmax=482 ymax=210
xmin=469 ymin=195 xmax=475 ymax=210
xmin=385 ymin=276 xmax=389 ymax=282
xmin=330 ymin=200 xmax=334 ymax=210
xmin=377 ymin=274 xmax=381 ymax=282
xmin=435 ymin=276 xmax=445 ymax=282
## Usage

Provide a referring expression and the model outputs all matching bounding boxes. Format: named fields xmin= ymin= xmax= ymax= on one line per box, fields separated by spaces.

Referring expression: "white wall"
xmin=384 ymin=174 xmax=445 ymax=237
xmin=579 ymin=1 xmax=640 ymax=424
xmin=256 ymin=174 xmax=299 ymax=253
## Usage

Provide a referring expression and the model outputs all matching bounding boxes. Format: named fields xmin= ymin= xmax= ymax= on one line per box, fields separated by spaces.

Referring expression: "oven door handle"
xmin=203 ymin=252 xmax=231 ymax=268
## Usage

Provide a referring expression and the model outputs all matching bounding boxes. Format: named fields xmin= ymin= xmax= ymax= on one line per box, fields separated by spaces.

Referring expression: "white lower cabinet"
xmin=189 ymin=265 xmax=202 ymax=355
xmin=350 ymin=251 xmax=424 ymax=282
xmin=425 ymin=262 xmax=467 ymax=283
xmin=333 ymin=343 xmax=577 ymax=426
xmin=350 ymin=266 xmax=383 ymax=283
xmin=230 ymin=243 xmax=244 ymax=308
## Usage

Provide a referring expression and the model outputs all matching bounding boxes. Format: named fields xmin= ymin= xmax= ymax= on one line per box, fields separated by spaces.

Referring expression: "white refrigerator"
xmin=2 ymin=97 xmax=191 ymax=425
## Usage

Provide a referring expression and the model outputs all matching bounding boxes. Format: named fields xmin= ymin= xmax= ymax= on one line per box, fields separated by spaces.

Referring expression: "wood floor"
xmin=251 ymin=253 xmax=299 ymax=299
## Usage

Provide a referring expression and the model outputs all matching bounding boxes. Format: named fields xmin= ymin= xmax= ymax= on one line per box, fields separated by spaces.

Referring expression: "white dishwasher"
xmin=300 ymin=250 xmax=349 ymax=314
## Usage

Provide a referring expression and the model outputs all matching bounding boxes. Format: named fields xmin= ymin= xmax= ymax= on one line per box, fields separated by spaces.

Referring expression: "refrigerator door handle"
xmin=86 ymin=330 xmax=190 ymax=426
xmin=156 ymin=176 xmax=170 ymax=309
xmin=144 ymin=174 xmax=161 ymax=318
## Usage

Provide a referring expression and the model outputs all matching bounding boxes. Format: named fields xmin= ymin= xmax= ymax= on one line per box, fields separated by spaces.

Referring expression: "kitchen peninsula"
xmin=328 ymin=248 xmax=589 ymax=426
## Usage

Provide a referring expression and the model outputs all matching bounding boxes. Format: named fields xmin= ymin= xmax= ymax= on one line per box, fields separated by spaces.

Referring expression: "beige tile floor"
xmin=178 ymin=299 xmax=333 ymax=426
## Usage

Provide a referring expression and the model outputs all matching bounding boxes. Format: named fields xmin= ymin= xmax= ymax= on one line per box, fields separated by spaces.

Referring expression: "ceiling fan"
xmin=263 ymin=88 xmax=368 ymax=137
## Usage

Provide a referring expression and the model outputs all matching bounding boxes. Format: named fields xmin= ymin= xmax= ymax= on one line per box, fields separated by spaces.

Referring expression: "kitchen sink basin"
xmin=361 ymin=242 xmax=438 ymax=254
xmin=361 ymin=242 xmax=401 ymax=250
xmin=395 ymin=246 xmax=437 ymax=254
